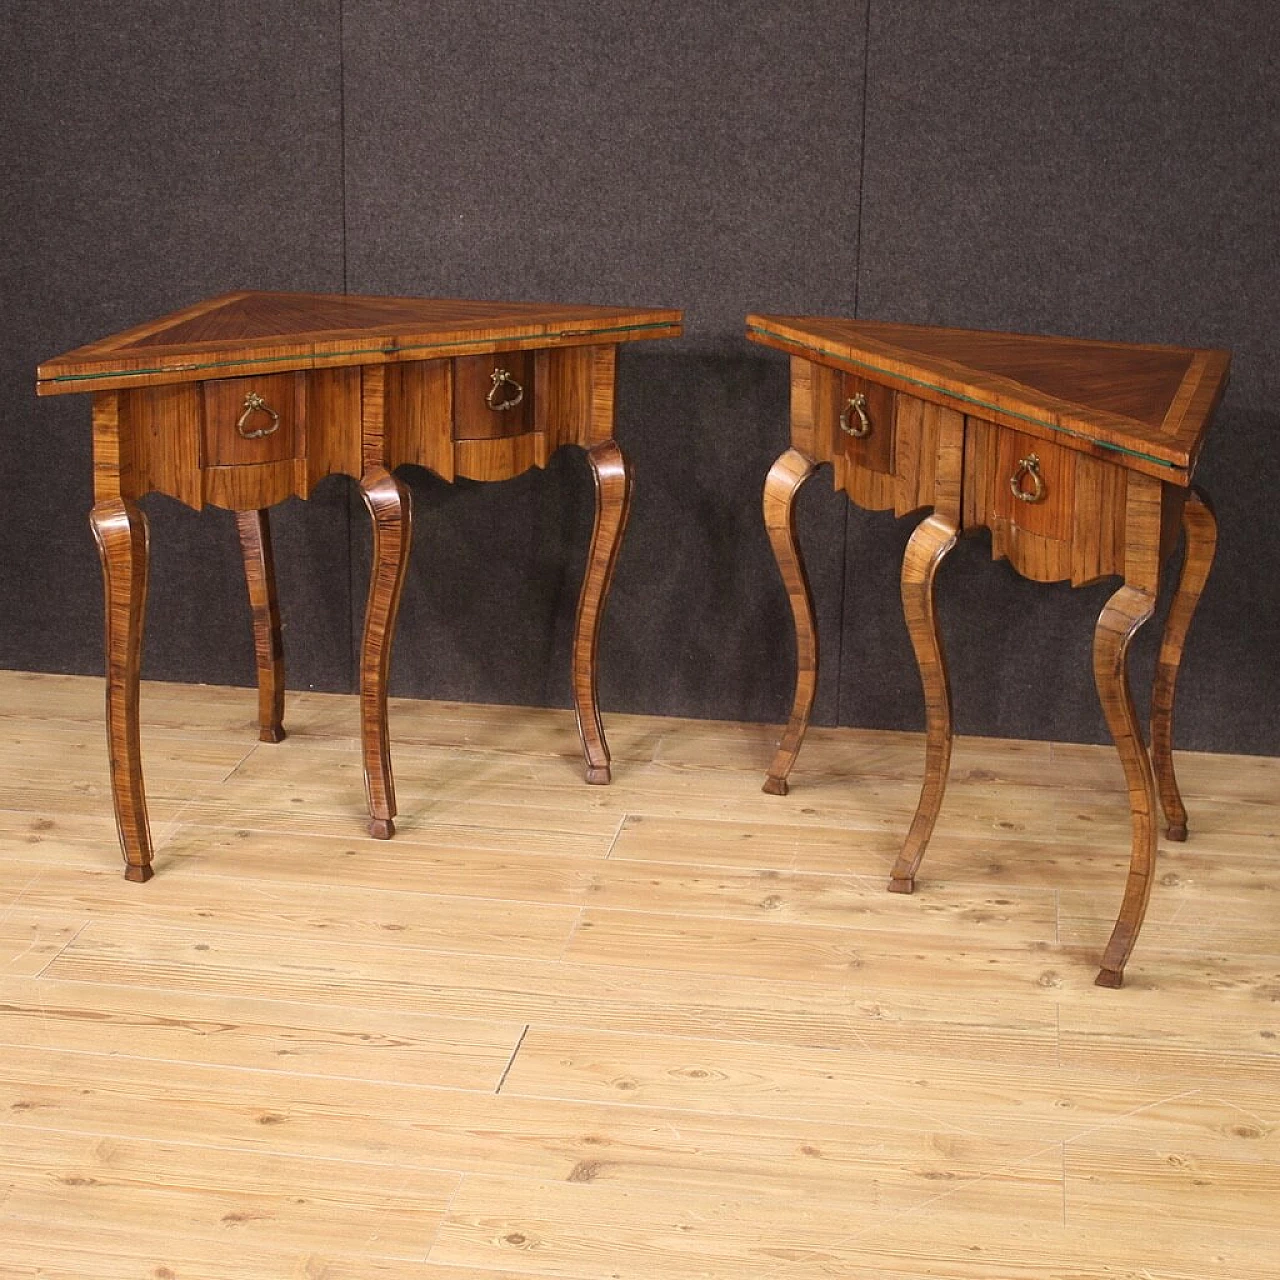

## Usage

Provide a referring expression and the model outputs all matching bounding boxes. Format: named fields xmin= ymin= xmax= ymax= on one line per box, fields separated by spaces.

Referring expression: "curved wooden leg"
xmin=1093 ymin=584 xmax=1158 ymax=988
xmin=235 ymin=509 xmax=286 ymax=744
xmin=89 ymin=499 xmax=153 ymax=882
xmin=763 ymin=448 xmax=819 ymax=796
xmin=572 ymin=440 xmax=633 ymax=785
xmin=359 ymin=468 xmax=413 ymax=840
xmin=888 ymin=514 xmax=959 ymax=895
xmin=1150 ymin=489 xmax=1217 ymax=842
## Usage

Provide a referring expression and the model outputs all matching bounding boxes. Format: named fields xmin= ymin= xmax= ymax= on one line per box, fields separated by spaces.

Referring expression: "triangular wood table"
xmin=748 ymin=314 xmax=1230 ymax=988
xmin=39 ymin=291 xmax=681 ymax=881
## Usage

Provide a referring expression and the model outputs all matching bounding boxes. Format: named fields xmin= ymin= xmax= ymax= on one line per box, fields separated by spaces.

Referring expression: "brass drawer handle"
xmin=236 ymin=392 xmax=281 ymax=439
xmin=486 ymin=367 xmax=524 ymax=412
xmin=1010 ymin=453 xmax=1046 ymax=503
xmin=839 ymin=392 xmax=872 ymax=438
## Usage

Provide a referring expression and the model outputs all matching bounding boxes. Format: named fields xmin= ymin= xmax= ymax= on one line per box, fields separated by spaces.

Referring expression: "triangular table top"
xmin=747 ymin=313 xmax=1229 ymax=479
xmin=38 ymin=291 xmax=682 ymax=396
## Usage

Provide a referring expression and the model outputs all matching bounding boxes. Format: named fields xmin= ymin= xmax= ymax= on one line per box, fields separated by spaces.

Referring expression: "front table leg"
xmin=762 ymin=448 xmax=818 ymax=796
xmin=89 ymin=498 xmax=153 ymax=881
xmin=1093 ymin=584 xmax=1158 ymax=988
xmin=359 ymin=468 xmax=413 ymax=839
xmin=235 ymin=509 xmax=286 ymax=744
xmin=888 ymin=514 xmax=959 ymax=894
xmin=572 ymin=440 xmax=633 ymax=785
xmin=1150 ymin=489 xmax=1217 ymax=841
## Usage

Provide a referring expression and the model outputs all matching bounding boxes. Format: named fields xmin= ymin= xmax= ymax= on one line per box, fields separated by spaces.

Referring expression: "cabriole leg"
xmin=235 ymin=508 xmax=286 ymax=744
xmin=762 ymin=448 xmax=818 ymax=796
xmin=359 ymin=468 xmax=413 ymax=839
xmin=89 ymin=498 xmax=153 ymax=882
xmin=888 ymin=514 xmax=959 ymax=894
xmin=1093 ymin=584 xmax=1159 ymax=988
xmin=572 ymin=440 xmax=633 ymax=785
xmin=1150 ymin=489 xmax=1217 ymax=841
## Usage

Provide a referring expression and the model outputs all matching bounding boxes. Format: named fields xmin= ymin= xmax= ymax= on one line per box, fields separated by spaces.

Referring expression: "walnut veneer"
xmin=749 ymin=314 xmax=1229 ymax=987
xmin=40 ymin=291 xmax=681 ymax=878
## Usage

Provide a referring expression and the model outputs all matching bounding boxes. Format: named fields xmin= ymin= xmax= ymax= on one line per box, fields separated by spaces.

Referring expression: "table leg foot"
xmin=1094 ymin=584 xmax=1159 ymax=989
xmin=359 ymin=468 xmax=413 ymax=839
xmin=1150 ymin=488 xmax=1216 ymax=844
xmin=1094 ymin=967 xmax=1124 ymax=989
xmin=235 ymin=508 xmax=286 ymax=745
xmin=572 ymin=440 xmax=632 ymax=786
xmin=90 ymin=498 xmax=153 ymax=882
xmin=762 ymin=449 xmax=818 ymax=794
xmin=888 ymin=514 xmax=958 ymax=891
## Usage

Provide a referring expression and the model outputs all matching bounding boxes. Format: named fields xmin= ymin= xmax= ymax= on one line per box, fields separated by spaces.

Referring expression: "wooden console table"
xmin=749 ymin=314 xmax=1229 ymax=987
xmin=38 ymin=292 xmax=681 ymax=880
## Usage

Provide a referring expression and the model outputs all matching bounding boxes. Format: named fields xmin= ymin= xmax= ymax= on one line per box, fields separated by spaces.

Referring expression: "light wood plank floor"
xmin=1 ymin=669 xmax=1277 ymax=1279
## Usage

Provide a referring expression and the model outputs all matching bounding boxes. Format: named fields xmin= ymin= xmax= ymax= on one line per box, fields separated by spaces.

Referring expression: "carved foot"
xmin=359 ymin=468 xmax=413 ymax=839
xmin=572 ymin=440 xmax=632 ymax=785
xmin=761 ymin=449 xmax=818 ymax=795
xmin=887 ymin=515 xmax=959 ymax=892
xmin=1093 ymin=583 xmax=1159 ymax=988
xmin=90 ymin=498 xmax=153 ymax=882
xmin=1150 ymin=489 xmax=1216 ymax=842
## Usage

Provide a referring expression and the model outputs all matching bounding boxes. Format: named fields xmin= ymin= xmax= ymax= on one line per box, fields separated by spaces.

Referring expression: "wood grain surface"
xmin=571 ymin=441 xmax=633 ymax=785
xmin=747 ymin=313 xmax=1230 ymax=481
xmin=87 ymin=499 xmax=153 ymax=881
xmin=234 ymin=509 xmax=286 ymax=744
xmin=1 ymin=670 xmax=1277 ymax=1278
xmin=761 ymin=447 xmax=818 ymax=796
xmin=358 ymin=467 xmax=413 ymax=839
xmin=38 ymin=291 xmax=682 ymax=396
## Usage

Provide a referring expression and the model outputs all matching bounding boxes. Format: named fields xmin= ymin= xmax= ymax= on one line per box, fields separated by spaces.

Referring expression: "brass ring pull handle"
xmin=236 ymin=392 xmax=281 ymax=439
xmin=839 ymin=393 xmax=872 ymax=438
xmin=1009 ymin=453 xmax=1046 ymax=504
xmin=485 ymin=368 xmax=524 ymax=412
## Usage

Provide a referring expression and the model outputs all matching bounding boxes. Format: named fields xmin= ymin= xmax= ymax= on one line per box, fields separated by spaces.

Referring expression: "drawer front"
xmin=990 ymin=430 xmax=1074 ymax=540
xmin=835 ymin=372 xmax=894 ymax=475
xmin=963 ymin=421 xmax=1128 ymax=585
xmin=202 ymin=373 xmax=303 ymax=466
xmin=453 ymin=351 xmax=535 ymax=439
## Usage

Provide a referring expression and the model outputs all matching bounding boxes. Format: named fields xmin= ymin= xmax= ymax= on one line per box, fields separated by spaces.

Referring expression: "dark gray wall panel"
xmin=2 ymin=1 xmax=351 ymax=692
xmin=847 ymin=0 xmax=1280 ymax=752
xmin=342 ymin=0 xmax=865 ymax=723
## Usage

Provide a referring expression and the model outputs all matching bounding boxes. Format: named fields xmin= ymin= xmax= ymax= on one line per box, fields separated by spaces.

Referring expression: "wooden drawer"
xmin=202 ymin=373 xmax=304 ymax=466
xmin=452 ymin=351 xmax=534 ymax=440
xmin=835 ymin=372 xmax=894 ymax=475
xmin=963 ymin=422 xmax=1129 ymax=585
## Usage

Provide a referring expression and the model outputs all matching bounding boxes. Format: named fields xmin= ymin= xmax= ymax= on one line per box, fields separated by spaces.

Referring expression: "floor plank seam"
xmin=494 ymin=1024 xmax=530 ymax=1095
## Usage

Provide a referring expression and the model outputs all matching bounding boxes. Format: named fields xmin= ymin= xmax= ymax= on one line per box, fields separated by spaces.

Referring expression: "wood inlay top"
xmin=747 ymin=314 xmax=1229 ymax=476
xmin=38 ymin=291 xmax=682 ymax=395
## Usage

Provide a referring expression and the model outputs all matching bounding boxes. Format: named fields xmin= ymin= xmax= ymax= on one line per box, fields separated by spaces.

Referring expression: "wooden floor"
xmin=1 ymin=669 xmax=1278 ymax=1278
